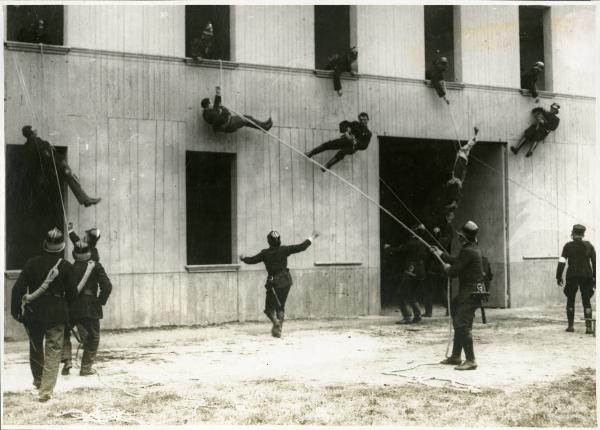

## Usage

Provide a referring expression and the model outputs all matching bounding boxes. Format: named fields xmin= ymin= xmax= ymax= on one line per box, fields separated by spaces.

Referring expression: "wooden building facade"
xmin=3 ymin=5 xmax=596 ymax=339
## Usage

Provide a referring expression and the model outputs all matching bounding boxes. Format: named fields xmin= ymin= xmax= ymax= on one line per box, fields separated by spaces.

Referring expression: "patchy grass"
xmin=3 ymin=368 xmax=595 ymax=426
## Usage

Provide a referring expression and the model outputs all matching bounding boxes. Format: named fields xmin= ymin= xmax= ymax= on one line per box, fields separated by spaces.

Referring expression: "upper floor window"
xmin=424 ymin=5 xmax=455 ymax=81
xmin=314 ymin=5 xmax=352 ymax=70
xmin=185 ymin=5 xmax=230 ymax=61
xmin=519 ymin=6 xmax=548 ymax=92
xmin=6 ymin=5 xmax=64 ymax=45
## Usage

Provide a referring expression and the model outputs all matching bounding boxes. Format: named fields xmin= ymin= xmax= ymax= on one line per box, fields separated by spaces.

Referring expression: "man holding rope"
xmin=305 ymin=112 xmax=372 ymax=172
xmin=201 ymin=86 xmax=273 ymax=133
xmin=23 ymin=125 xmax=101 ymax=207
xmin=11 ymin=228 xmax=77 ymax=402
xmin=240 ymin=231 xmax=319 ymax=338
xmin=431 ymin=221 xmax=484 ymax=371
xmin=510 ymin=103 xmax=560 ymax=157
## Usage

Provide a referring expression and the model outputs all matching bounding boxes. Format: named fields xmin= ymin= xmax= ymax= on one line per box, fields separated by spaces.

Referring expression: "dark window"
xmin=5 ymin=144 xmax=67 ymax=270
xmin=7 ymin=5 xmax=64 ymax=45
xmin=185 ymin=5 xmax=230 ymax=61
xmin=186 ymin=152 xmax=235 ymax=265
xmin=519 ymin=6 xmax=546 ymax=91
xmin=314 ymin=5 xmax=351 ymax=70
xmin=424 ymin=5 xmax=455 ymax=81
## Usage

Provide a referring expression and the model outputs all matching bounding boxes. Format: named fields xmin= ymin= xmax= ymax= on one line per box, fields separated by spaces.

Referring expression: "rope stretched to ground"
xmin=226 ymin=105 xmax=446 ymax=267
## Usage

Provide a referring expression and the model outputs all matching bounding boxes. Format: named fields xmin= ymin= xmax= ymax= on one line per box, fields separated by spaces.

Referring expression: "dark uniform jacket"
xmin=388 ymin=238 xmax=429 ymax=281
xmin=68 ymin=261 xmax=112 ymax=320
xmin=532 ymin=107 xmax=560 ymax=132
xmin=202 ymin=95 xmax=231 ymax=132
xmin=338 ymin=121 xmax=372 ymax=153
xmin=349 ymin=121 xmax=372 ymax=151
xmin=521 ymin=68 xmax=541 ymax=98
xmin=426 ymin=67 xmax=446 ymax=98
xmin=556 ymin=240 xmax=596 ymax=280
xmin=242 ymin=240 xmax=312 ymax=287
xmin=326 ymin=51 xmax=356 ymax=73
xmin=69 ymin=231 xmax=100 ymax=263
xmin=442 ymin=242 xmax=484 ymax=303
xmin=11 ymin=253 xmax=76 ymax=324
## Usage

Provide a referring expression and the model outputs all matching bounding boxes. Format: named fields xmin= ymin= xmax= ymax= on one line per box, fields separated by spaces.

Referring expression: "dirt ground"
xmin=2 ymin=305 xmax=597 ymax=426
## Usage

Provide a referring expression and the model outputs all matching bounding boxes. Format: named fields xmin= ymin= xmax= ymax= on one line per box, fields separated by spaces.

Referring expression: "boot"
xmin=61 ymin=362 xmax=71 ymax=376
xmin=65 ymin=174 xmax=101 ymax=207
xmin=440 ymin=356 xmax=462 ymax=365
xmin=80 ymin=349 xmax=98 ymax=375
xmin=566 ymin=308 xmax=575 ymax=332
xmin=455 ymin=360 xmax=477 ymax=370
xmin=80 ymin=368 xmax=97 ymax=376
xmin=424 ymin=303 xmax=433 ymax=317
xmin=462 ymin=332 xmax=476 ymax=366
xmin=276 ymin=310 xmax=285 ymax=329
xmin=264 ymin=310 xmax=281 ymax=338
xmin=510 ymin=146 xmax=519 ymax=155
xmin=263 ymin=118 xmax=273 ymax=131
xmin=584 ymin=308 xmax=593 ymax=335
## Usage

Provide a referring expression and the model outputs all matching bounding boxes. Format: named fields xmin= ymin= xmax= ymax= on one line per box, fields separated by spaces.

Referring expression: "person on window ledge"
xmin=18 ymin=18 xmax=51 ymax=44
xmin=510 ymin=103 xmax=560 ymax=157
xmin=190 ymin=21 xmax=214 ymax=61
xmin=22 ymin=125 xmax=101 ymax=207
xmin=425 ymin=55 xmax=450 ymax=105
xmin=324 ymin=47 xmax=358 ymax=96
xmin=240 ymin=230 xmax=319 ymax=338
xmin=201 ymin=86 xmax=273 ymax=133
xmin=520 ymin=61 xmax=544 ymax=100
xmin=305 ymin=112 xmax=372 ymax=172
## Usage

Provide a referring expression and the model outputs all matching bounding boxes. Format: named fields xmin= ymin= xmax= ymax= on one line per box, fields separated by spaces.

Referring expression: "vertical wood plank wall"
xmin=3 ymin=5 xmax=596 ymax=338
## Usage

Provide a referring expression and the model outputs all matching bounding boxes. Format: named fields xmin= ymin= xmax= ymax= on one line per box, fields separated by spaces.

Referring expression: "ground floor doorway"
xmin=379 ymin=136 xmax=508 ymax=309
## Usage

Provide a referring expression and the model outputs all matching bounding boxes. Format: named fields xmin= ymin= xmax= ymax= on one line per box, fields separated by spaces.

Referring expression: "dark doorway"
xmin=314 ymin=5 xmax=351 ymax=70
xmin=519 ymin=6 xmax=547 ymax=91
xmin=7 ymin=5 xmax=64 ymax=45
xmin=185 ymin=5 xmax=230 ymax=60
xmin=424 ymin=5 xmax=455 ymax=82
xmin=379 ymin=137 xmax=507 ymax=309
xmin=5 ymin=144 xmax=67 ymax=270
xmin=186 ymin=151 xmax=235 ymax=265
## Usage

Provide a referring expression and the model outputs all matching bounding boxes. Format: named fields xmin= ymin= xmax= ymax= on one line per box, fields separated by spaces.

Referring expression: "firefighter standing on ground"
xmin=10 ymin=228 xmax=77 ymax=402
xmin=432 ymin=221 xmax=484 ymax=370
xmin=240 ymin=231 xmax=319 ymax=337
xmin=556 ymin=224 xmax=596 ymax=334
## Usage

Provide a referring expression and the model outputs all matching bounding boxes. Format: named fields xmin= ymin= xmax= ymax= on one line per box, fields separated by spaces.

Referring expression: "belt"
xmin=45 ymin=292 xmax=63 ymax=298
xmin=81 ymin=290 xmax=95 ymax=296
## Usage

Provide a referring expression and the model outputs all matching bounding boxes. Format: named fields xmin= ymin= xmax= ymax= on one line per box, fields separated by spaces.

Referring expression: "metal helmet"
xmin=458 ymin=221 xmax=479 ymax=243
xmin=533 ymin=61 xmax=545 ymax=69
xmin=267 ymin=230 xmax=281 ymax=247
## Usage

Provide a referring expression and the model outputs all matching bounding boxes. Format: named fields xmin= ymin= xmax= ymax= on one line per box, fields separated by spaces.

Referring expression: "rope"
xmin=379 ymin=177 xmax=447 ymax=253
xmin=225 ymin=105 xmax=446 ymax=266
xmin=12 ymin=46 xmax=68 ymax=227
xmin=219 ymin=59 xmax=223 ymax=102
xmin=446 ymin=102 xmax=463 ymax=152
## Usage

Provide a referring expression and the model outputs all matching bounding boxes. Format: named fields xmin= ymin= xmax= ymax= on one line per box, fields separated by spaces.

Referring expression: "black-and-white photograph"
xmin=1 ymin=1 xmax=597 ymax=427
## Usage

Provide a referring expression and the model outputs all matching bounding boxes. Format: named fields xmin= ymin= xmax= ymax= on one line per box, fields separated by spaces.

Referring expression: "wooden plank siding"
xmin=3 ymin=5 xmax=596 ymax=339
